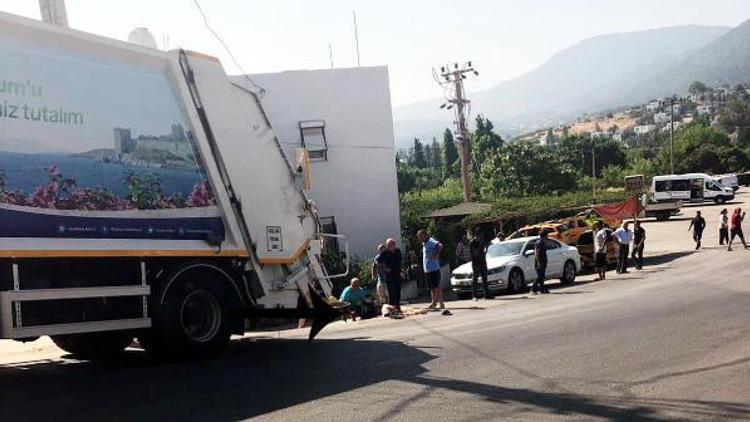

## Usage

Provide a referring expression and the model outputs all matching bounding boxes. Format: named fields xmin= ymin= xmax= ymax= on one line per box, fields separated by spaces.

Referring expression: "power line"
xmin=191 ymin=0 xmax=265 ymax=96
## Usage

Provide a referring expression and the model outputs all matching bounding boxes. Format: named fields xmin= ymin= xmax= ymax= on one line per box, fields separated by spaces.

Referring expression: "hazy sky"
xmin=3 ymin=0 xmax=750 ymax=106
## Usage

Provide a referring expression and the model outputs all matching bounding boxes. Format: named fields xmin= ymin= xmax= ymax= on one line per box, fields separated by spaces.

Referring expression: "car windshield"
xmin=487 ymin=241 xmax=525 ymax=258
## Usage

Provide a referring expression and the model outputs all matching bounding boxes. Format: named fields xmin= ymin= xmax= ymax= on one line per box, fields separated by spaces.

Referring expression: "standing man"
xmin=455 ymin=234 xmax=472 ymax=265
xmin=371 ymin=244 xmax=388 ymax=306
xmin=593 ymin=221 xmax=608 ymax=281
xmin=631 ymin=220 xmax=646 ymax=270
xmin=688 ymin=211 xmax=706 ymax=250
xmin=727 ymin=207 xmax=748 ymax=251
xmin=531 ymin=229 xmax=550 ymax=295
xmin=719 ymin=208 xmax=729 ymax=246
xmin=418 ymin=230 xmax=445 ymax=310
xmin=613 ymin=222 xmax=633 ymax=274
xmin=377 ymin=238 xmax=403 ymax=313
xmin=469 ymin=229 xmax=492 ymax=300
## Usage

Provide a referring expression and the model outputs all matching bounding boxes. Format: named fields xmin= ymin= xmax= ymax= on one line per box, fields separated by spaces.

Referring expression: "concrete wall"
xmin=234 ymin=66 xmax=401 ymax=260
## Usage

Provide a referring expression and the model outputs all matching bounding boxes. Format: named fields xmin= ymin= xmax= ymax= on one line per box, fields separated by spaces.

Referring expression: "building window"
xmin=299 ymin=120 xmax=328 ymax=161
xmin=319 ymin=216 xmax=339 ymax=253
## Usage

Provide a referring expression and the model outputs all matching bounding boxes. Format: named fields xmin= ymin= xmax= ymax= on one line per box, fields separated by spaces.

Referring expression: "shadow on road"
xmin=1 ymin=336 xmax=748 ymax=421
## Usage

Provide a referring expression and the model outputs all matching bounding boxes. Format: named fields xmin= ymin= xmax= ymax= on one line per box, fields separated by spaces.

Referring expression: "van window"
xmin=655 ymin=180 xmax=670 ymax=192
xmin=671 ymin=179 xmax=690 ymax=191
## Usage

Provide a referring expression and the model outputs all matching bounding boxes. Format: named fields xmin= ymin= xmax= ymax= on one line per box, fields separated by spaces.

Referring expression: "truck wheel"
xmin=715 ymin=196 xmax=726 ymax=204
xmin=147 ymin=278 xmax=232 ymax=360
xmin=51 ymin=331 xmax=133 ymax=360
xmin=655 ymin=212 xmax=669 ymax=221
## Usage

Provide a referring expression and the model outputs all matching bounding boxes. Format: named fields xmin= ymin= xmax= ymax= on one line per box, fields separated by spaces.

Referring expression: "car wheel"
xmin=715 ymin=196 xmax=726 ymax=204
xmin=456 ymin=292 xmax=472 ymax=300
xmin=560 ymin=260 xmax=577 ymax=285
xmin=507 ymin=269 xmax=525 ymax=294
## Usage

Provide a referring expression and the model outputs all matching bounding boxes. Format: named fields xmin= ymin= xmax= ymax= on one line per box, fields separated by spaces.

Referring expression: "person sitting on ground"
xmin=339 ymin=278 xmax=367 ymax=318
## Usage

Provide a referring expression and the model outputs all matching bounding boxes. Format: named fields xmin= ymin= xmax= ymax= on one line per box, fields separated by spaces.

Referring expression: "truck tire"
xmin=715 ymin=196 xmax=727 ymax=204
xmin=145 ymin=276 xmax=233 ymax=360
xmin=51 ymin=331 xmax=133 ymax=360
xmin=655 ymin=212 xmax=669 ymax=221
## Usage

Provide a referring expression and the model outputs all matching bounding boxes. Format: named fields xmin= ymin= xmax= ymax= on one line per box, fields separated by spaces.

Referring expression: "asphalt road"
xmin=1 ymin=193 xmax=749 ymax=421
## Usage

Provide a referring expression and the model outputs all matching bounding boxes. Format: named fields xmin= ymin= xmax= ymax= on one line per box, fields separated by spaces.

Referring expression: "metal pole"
xmin=353 ymin=11 xmax=361 ymax=67
xmin=592 ymin=138 xmax=596 ymax=203
xmin=455 ymin=74 xmax=472 ymax=202
xmin=328 ymin=43 xmax=334 ymax=69
xmin=669 ymin=99 xmax=675 ymax=174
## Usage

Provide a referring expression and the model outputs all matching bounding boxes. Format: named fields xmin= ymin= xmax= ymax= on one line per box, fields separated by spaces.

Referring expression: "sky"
xmin=3 ymin=0 xmax=750 ymax=106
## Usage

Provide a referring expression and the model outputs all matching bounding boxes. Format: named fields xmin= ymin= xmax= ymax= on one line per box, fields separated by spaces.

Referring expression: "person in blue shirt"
xmin=418 ymin=229 xmax=444 ymax=309
xmin=339 ymin=278 xmax=367 ymax=318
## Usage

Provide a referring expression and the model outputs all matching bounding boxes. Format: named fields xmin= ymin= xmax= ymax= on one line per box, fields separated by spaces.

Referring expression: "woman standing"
xmin=719 ymin=208 xmax=729 ymax=246
xmin=727 ymin=208 xmax=748 ymax=251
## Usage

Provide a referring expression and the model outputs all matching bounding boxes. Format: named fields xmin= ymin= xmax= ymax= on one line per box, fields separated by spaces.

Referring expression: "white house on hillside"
xmin=634 ymin=124 xmax=656 ymax=135
xmin=232 ymin=67 xmax=401 ymax=259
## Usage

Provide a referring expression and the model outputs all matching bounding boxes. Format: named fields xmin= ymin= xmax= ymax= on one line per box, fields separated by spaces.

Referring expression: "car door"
xmin=521 ymin=241 xmax=537 ymax=281
xmin=543 ymin=239 xmax=563 ymax=277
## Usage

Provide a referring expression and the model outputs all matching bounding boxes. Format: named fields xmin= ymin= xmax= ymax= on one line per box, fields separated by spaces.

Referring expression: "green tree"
xmin=479 ymin=142 xmax=576 ymax=198
xmin=689 ymin=81 xmax=709 ymax=95
xmin=430 ymin=138 xmax=442 ymax=170
xmin=411 ymin=138 xmax=427 ymax=168
xmin=442 ymin=129 xmax=459 ymax=178
xmin=556 ymin=134 xmax=627 ymax=178
xmin=471 ymin=115 xmax=504 ymax=171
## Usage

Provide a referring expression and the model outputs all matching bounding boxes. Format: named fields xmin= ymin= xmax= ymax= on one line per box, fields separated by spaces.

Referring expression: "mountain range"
xmin=393 ymin=18 xmax=750 ymax=149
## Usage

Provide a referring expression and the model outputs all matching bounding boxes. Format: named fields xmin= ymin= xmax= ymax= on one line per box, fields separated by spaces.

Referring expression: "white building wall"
xmin=233 ymin=67 xmax=401 ymax=260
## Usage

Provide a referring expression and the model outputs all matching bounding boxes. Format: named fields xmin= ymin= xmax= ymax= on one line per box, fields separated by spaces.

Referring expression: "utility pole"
xmin=668 ymin=96 xmax=678 ymax=174
xmin=438 ymin=63 xmax=479 ymax=202
xmin=39 ymin=0 xmax=68 ymax=27
xmin=592 ymin=136 xmax=596 ymax=203
xmin=352 ymin=11 xmax=361 ymax=67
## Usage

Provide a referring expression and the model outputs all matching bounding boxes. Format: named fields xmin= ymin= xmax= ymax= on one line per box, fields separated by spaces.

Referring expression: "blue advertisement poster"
xmin=0 ymin=38 xmax=224 ymax=240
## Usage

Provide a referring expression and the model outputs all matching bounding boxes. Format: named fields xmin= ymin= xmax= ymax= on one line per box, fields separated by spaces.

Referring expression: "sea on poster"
xmin=0 ymin=38 xmax=224 ymax=240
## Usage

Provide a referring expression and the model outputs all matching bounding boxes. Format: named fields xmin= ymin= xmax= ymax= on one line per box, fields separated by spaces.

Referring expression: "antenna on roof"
xmin=329 ymin=43 xmax=334 ymax=69
xmin=353 ymin=10 xmax=361 ymax=67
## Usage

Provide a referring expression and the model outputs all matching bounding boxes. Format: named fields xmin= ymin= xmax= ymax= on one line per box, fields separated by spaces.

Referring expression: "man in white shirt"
xmin=490 ymin=231 xmax=505 ymax=245
xmin=613 ymin=222 xmax=633 ymax=274
xmin=593 ymin=221 xmax=609 ymax=281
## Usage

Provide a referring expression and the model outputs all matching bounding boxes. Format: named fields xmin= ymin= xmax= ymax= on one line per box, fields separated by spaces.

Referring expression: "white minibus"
xmin=652 ymin=173 xmax=735 ymax=204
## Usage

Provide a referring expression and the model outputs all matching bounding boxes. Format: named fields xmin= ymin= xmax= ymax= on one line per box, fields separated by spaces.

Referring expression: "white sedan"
xmin=450 ymin=236 xmax=581 ymax=299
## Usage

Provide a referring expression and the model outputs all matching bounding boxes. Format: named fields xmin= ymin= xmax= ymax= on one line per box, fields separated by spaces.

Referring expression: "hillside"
xmin=393 ymin=24 xmax=730 ymax=149
xmin=631 ymin=18 xmax=750 ymax=101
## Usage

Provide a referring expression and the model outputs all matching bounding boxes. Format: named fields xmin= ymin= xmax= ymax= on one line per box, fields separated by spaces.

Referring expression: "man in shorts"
xmin=418 ymin=229 xmax=444 ymax=309
xmin=593 ymin=221 xmax=608 ymax=281
xmin=372 ymin=244 xmax=389 ymax=306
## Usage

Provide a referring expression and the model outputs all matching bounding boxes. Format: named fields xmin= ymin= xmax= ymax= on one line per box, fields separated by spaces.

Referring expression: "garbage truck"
xmin=0 ymin=11 xmax=348 ymax=359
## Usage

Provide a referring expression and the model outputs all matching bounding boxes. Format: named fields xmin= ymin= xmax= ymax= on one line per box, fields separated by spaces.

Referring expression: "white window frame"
xmin=299 ymin=120 xmax=328 ymax=161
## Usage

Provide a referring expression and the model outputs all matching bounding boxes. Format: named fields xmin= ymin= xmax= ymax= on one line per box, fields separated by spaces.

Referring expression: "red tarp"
xmin=593 ymin=197 xmax=640 ymax=221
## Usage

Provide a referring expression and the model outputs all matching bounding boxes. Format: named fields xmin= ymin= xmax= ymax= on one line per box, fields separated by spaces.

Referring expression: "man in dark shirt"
xmin=469 ymin=229 xmax=493 ymax=300
xmin=688 ymin=211 xmax=706 ymax=250
xmin=377 ymin=238 xmax=403 ymax=312
xmin=631 ymin=220 xmax=646 ymax=270
xmin=531 ymin=229 xmax=550 ymax=294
